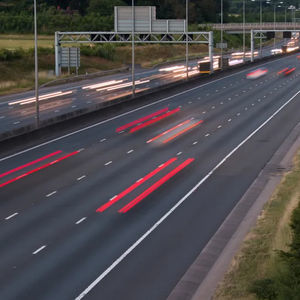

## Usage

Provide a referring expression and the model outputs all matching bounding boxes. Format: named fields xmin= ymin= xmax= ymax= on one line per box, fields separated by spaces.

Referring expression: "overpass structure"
xmin=208 ymin=22 xmax=300 ymax=33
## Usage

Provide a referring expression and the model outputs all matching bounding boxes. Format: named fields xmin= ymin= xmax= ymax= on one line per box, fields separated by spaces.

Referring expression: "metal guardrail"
xmin=205 ymin=22 xmax=300 ymax=30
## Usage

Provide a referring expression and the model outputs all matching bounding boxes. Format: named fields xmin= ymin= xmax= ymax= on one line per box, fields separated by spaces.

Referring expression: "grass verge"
xmin=214 ymin=150 xmax=300 ymax=300
xmin=0 ymin=43 xmax=207 ymax=96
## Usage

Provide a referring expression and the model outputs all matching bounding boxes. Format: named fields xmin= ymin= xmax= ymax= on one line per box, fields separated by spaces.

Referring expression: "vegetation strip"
xmin=214 ymin=150 xmax=300 ymax=300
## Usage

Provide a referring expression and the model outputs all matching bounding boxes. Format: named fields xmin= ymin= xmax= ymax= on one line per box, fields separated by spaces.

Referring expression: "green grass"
xmin=0 ymin=42 xmax=208 ymax=95
xmin=0 ymin=34 xmax=54 ymax=50
xmin=214 ymin=151 xmax=300 ymax=300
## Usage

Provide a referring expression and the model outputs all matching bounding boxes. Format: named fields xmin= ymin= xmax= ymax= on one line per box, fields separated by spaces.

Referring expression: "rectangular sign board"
xmin=61 ymin=47 xmax=80 ymax=68
xmin=216 ymin=42 xmax=227 ymax=49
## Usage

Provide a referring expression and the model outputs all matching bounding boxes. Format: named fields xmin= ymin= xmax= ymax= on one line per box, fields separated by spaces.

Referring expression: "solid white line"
xmin=46 ymin=191 xmax=57 ymax=197
xmin=75 ymin=89 xmax=300 ymax=300
xmin=77 ymin=175 xmax=86 ymax=181
xmin=32 ymin=245 xmax=46 ymax=255
xmin=76 ymin=217 xmax=86 ymax=224
xmin=0 ymin=55 xmax=295 ymax=163
xmin=5 ymin=212 xmax=18 ymax=220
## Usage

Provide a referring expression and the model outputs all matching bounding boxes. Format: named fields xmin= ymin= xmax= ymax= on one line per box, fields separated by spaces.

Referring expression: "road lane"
xmin=0 ymin=52 xmax=299 ymax=299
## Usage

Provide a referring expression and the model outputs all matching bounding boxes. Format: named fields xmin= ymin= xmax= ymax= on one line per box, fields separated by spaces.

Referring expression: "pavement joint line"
xmin=100 ymin=138 xmax=106 ymax=142
xmin=32 ymin=245 xmax=47 ymax=255
xmin=1 ymin=55 xmax=295 ymax=163
xmin=77 ymin=175 xmax=86 ymax=181
xmin=46 ymin=191 xmax=57 ymax=197
xmin=76 ymin=217 xmax=86 ymax=225
xmin=75 ymin=88 xmax=300 ymax=300
xmin=5 ymin=212 xmax=18 ymax=220
xmin=127 ymin=149 xmax=134 ymax=154
xmin=104 ymin=161 xmax=112 ymax=166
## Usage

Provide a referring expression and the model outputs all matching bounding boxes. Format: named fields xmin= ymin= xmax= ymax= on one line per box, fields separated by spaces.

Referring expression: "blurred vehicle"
xmin=277 ymin=67 xmax=296 ymax=76
xmin=246 ymin=68 xmax=268 ymax=79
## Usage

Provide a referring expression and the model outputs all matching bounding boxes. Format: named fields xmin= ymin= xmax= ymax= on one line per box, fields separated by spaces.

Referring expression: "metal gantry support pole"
xmin=186 ymin=0 xmax=189 ymax=79
xmin=34 ymin=0 xmax=39 ymax=128
xmin=209 ymin=31 xmax=214 ymax=73
xmin=55 ymin=32 xmax=61 ymax=77
xmin=132 ymin=0 xmax=135 ymax=97
xmin=250 ymin=29 xmax=254 ymax=62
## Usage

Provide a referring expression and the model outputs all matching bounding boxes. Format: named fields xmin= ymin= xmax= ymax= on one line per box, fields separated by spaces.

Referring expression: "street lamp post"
xmin=260 ymin=0 xmax=262 ymax=56
xmin=34 ymin=0 xmax=39 ymax=128
xmin=132 ymin=0 xmax=135 ymax=96
xmin=274 ymin=3 xmax=276 ymax=48
xmin=186 ymin=0 xmax=189 ymax=79
xmin=243 ymin=0 xmax=246 ymax=59
xmin=221 ymin=0 xmax=223 ymax=69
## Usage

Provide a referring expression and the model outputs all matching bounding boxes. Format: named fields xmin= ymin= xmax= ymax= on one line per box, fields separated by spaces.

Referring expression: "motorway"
xmin=0 ymin=52 xmax=299 ymax=300
xmin=0 ymin=41 xmax=288 ymax=137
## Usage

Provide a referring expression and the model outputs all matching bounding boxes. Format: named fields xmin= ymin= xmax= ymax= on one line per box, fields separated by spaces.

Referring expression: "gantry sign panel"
xmin=55 ymin=6 xmax=214 ymax=76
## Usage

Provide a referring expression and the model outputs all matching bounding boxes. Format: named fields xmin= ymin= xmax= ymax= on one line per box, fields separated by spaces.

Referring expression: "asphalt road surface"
xmin=0 ymin=52 xmax=299 ymax=300
xmin=0 ymin=41 xmax=289 ymax=136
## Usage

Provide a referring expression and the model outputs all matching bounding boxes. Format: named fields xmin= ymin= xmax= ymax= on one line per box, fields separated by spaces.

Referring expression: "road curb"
xmin=167 ymin=120 xmax=300 ymax=300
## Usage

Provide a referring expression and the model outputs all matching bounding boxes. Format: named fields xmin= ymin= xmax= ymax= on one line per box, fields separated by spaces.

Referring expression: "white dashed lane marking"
xmin=46 ymin=191 xmax=57 ymax=197
xmin=127 ymin=149 xmax=134 ymax=154
xmin=32 ymin=245 xmax=47 ymax=255
xmin=77 ymin=175 xmax=86 ymax=181
xmin=5 ymin=212 xmax=18 ymax=220
xmin=76 ymin=217 xmax=87 ymax=225
xmin=105 ymin=161 xmax=112 ymax=166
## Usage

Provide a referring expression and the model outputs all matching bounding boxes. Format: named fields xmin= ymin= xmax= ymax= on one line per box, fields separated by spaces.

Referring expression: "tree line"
xmin=0 ymin=0 xmax=298 ymax=34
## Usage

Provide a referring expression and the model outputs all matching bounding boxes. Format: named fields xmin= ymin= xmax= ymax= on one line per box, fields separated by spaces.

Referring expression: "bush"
xmin=80 ymin=44 xmax=116 ymax=60
xmin=250 ymin=278 xmax=278 ymax=300
xmin=0 ymin=48 xmax=25 ymax=61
